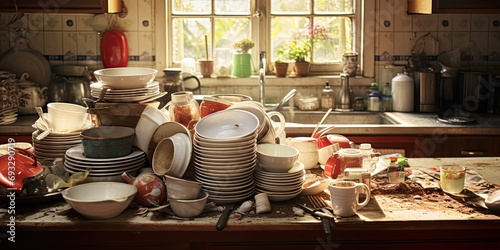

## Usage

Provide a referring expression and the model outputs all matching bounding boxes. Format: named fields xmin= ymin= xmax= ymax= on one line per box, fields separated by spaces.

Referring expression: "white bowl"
xmin=152 ymin=133 xmax=190 ymax=177
xmin=256 ymin=143 xmax=300 ymax=173
xmin=195 ymin=109 xmax=259 ymax=140
xmin=61 ymin=182 xmax=137 ymax=219
xmin=164 ymin=175 xmax=202 ymax=200
xmin=168 ymin=190 xmax=209 ymax=218
xmin=47 ymin=102 xmax=88 ymax=133
xmin=297 ymin=151 xmax=319 ymax=170
xmin=94 ymin=67 xmax=158 ymax=90
xmin=134 ymin=106 xmax=170 ymax=154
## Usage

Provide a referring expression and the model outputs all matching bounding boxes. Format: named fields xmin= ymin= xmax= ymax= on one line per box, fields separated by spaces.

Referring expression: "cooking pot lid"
xmin=0 ymin=48 xmax=51 ymax=87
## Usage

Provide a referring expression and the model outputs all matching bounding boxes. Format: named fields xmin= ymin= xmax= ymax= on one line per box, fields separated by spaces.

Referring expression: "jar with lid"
xmin=387 ymin=155 xmax=405 ymax=183
xmin=168 ymin=91 xmax=200 ymax=129
xmin=353 ymin=97 xmax=365 ymax=111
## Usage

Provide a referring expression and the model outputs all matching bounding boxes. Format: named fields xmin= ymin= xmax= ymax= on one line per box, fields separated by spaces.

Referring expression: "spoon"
xmin=311 ymin=108 xmax=332 ymax=137
xmin=35 ymin=107 xmax=53 ymax=140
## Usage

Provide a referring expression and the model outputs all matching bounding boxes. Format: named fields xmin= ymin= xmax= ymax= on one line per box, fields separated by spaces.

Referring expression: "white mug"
xmin=328 ymin=180 xmax=370 ymax=217
xmin=258 ymin=111 xmax=286 ymax=144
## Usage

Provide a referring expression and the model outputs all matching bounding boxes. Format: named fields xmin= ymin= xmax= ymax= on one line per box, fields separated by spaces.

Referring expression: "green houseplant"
xmin=232 ymin=38 xmax=254 ymax=77
xmin=280 ymin=40 xmax=311 ymax=76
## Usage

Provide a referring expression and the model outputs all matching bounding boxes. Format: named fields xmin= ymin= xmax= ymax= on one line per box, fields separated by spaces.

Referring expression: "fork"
xmin=307 ymin=195 xmax=336 ymax=230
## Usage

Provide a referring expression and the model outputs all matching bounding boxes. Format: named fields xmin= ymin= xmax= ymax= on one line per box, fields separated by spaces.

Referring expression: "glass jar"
xmin=169 ymin=91 xmax=200 ymax=128
xmin=353 ymin=97 xmax=365 ymax=111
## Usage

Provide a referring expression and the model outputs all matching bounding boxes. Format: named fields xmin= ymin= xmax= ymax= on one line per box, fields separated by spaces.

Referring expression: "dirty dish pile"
xmin=64 ymin=145 xmax=146 ymax=183
xmin=254 ymin=161 xmax=305 ymax=202
xmin=61 ymin=182 xmax=137 ymax=219
xmin=90 ymin=80 xmax=160 ymax=103
xmin=193 ymin=109 xmax=260 ymax=204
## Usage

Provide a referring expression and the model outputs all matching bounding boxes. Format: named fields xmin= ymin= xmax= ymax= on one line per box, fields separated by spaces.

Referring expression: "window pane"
xmin=172 ymin=0 xmax=211 ymax=14
xmin=172 ymin=18 xmax=211 ymax=61
xmin=271 ymin=0 xmax=310 ymax=14
xmin=215 ymin=0 xmax=251 ymax=14
xmin=271 ymin=17 xmax=310 ymax=61
xmin=314 ymin=17 xmax=353 ymax=62
xmin=214 ymin=18 xmax=251 ymax=49
xmin=314 ymin=0 xmax=354 ymax=14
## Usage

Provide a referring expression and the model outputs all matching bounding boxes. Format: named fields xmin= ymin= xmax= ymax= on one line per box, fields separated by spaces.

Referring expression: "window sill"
xmin=197 ymin=74 xmax=373 ymax=87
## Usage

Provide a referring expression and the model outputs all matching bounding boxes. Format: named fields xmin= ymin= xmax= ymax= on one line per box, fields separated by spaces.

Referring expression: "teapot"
xmin=121 ymin=169 xmax=167 ymax=207
xmin=17 ymin=73 xmax=48 ymax=114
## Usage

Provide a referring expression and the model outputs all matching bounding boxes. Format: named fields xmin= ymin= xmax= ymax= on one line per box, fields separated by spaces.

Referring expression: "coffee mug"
xmin=258 ymin=111 xmax=286 ymax=144
xmin=328 ymin=180 xmax=370 ymax=217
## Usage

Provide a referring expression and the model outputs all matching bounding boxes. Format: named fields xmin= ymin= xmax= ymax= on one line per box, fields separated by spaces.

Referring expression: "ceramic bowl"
xmin=93 ymin=67 xmax=158 ymax=90
xmin=61 ymin=182 xmax=137 ymax=219
xmin=164 ymin=175 xmax=202 ymax=200
xmin=47 ymin=102 xmax=88 ymax=133
xmin=152 ymin=133 xmax=190 ymax=177
xmin=133 ymin=106 xmax=170 ymax=154
xmin=80 ymin=126 xmax=135 ymax=158
xmin=256 ymin=143 xmax=300 ymax=173
xmin=195 ymin=109 xmax=259 ymax=140
xmin=168 ymin=190 xmax=209 ymax=218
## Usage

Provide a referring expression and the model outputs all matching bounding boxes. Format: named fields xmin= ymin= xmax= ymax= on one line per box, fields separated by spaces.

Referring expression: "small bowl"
xmin=164 ymin=175 xmax=202 ymax=200
xmin=152 ymin=133 xmax=190 ymax=177
xmin=168 ymin=190 xmax=209 ymax=218
xmin=93 ymin=67 xmax=158 ymax=90
xmin=47 ymin=102 xmax=88 ymax=133
xmin=80 ymin=126 xmax=135 ymax=158
xmin=61 ymin=182 xmax=137 ymax=219
xmin=256 ymin=143 xmax=300 ymax=173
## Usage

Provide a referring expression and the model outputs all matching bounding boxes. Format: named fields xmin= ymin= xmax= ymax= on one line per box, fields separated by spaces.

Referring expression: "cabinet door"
xmin=408 ymin=0 xmax=500 ymax=14
xmin=416 ymin=136 xmax=500 ymax=157
xmin=348 ymin=136 xmax=417 ymax=157
xmin=0 ymin=0 xmax=121 ymax=13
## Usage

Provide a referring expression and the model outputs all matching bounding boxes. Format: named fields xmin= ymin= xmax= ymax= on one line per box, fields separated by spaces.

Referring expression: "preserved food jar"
xmin=168 ymin=91 xmax=200 ymax=128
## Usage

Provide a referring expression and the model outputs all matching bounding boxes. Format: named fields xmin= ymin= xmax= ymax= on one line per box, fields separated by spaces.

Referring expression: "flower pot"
xmin=294 ymin=62 xmax=310 ymax=76
xmin=274 ymin=62 xmax=289 ymax=77
xmin=231 ymin=53 xmax=252 ymax=77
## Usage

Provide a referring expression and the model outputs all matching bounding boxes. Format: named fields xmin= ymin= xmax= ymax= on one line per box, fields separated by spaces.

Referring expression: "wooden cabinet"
xmin=348 ymin=135 xmax=417 ymax=157
xmin=416 ymin=135 xmax=500 ymax=157
xmin=0 ymin=0 xmax=122 ymax=13
xmin=408 ymin=0 xmax=500 ymax=14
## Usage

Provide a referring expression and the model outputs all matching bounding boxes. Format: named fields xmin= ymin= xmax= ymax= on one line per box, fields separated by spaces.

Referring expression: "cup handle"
xmin=356 ymin=183 xmax=371 ymax=209
xmin=266 ymin=111 xmax=285 ymax=139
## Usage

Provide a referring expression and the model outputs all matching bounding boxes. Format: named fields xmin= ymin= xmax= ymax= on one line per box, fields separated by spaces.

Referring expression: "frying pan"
xmin=101 ymin=30 xmax=129 ymax=68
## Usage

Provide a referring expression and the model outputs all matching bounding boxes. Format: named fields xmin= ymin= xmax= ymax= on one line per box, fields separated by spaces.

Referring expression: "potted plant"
xmin=274 ymin=59 xmax=289 ymax=77
xmin=280 ymin=40 xmax=311 ymax=76
xmin=231 ymin=38 xmax=254 ymax=77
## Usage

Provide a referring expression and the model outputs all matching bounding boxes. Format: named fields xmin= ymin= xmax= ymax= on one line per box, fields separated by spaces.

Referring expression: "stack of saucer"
xmin=64 ymin=145 xmax=146 ymax=183
xmin=254 ymin=161 xmax=305 ymax=202
xmin=193 ymin=109 xmax=260 ymax=204
xmin=90 ymin=81 xmax=161 ymax=103
xmin=0 ymin=107 xmax=17 ymax=125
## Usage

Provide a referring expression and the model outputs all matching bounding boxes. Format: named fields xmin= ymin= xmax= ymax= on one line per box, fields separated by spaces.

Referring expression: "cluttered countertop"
xmin=2 ymin=157 xmax=500 ymax=232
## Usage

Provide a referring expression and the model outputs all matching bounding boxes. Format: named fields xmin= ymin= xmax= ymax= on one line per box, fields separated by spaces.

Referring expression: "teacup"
xmin=258 ymin=111 xmax=286 ymax=144
xmin=287 ymin=137 xmax=319 ymax=169
xmin=328 ymin=180 xmax=370 ymax=217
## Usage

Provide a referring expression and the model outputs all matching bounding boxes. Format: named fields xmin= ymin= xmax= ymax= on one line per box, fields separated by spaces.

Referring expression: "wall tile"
xmin=43 ymin=14 xmax=62 ymax=31
xmin=62 ymin=32 xmax=77 ymax=62
xmin=75 ymin=14 xmax=94 ymax=31
xmin=452 ymin=32 xmax=471 ymax=49
xmin=125 ymin=31 xmax=139 ymax=57
xmin=393 ymin=0 xmax=411 ymax=32
xmin=438 ymin=14 xmax=453 ymax=32
xmin=138 ymin=0 xmax=154 ymax=32
xmin=378 ymin=0 xmax=394 ymax=32
xmin=452 ymin=14 xmax=470 ymax=32
xmin=116 ymin=0 xmax=139 ymax=31
xmin=43 ymin=32 xmax=63 ymax=55
xmin=471 ymin=14 xmax=489 ymax=32
xmin=138 ymin=31 xmax=154 ymax=61
xmin=489 ymin=14 xmax=500 ymax=31
xmin=28 ymin=31 xmax=44 ymax=54
xmin=437 ymin=32 xmax=453 ymax=53
xmin=412 ymin=15 xmax=438 ymax=32
xmin=62 ymin=15 xmax=77 ymax=31
xmin=378 ymin=32 xmax=394 ymax=61
xmin=488 ymin=32 xmax=500 ymax=57
xmin=394 ymin=32 xmax=413 ymax=55
xmin=28 ymin=14 xmax=44 ymax=32
xmin=76 ymin=32 xmax=98 ymax=56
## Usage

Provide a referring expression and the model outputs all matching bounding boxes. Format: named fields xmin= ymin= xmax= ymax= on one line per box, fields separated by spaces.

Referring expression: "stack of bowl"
xmin=192 ymin=109 xmax=260 ymax=204
xmin=164 ymin=175 xmax=208 ymax=218
xmin=254 ymin=143 xmax=305 ymax=201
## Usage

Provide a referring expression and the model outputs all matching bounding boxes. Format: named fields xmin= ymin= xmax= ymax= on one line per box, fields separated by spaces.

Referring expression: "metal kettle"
xmin=160 ymin=68 xmax=201 ymax=106
xmin=49 ymin=65 xmax=91 ymax=106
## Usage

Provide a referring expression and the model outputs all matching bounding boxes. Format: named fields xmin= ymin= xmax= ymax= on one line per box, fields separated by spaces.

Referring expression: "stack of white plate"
xmin=193 ymin=109 xmax=260 ymax=204
xmin=64 ymin=145 xmax=146 ymax=183
xmin=90 ymin=81 xmax=160 ymax=103
xmin=254 ymin=161 xmax=306 ymax=202
xmin=0 ymin=107 xmax=18 ymax=125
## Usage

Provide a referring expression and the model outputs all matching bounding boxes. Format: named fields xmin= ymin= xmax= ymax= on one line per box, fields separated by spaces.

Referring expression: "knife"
xmin=294 ymin=202 xmax=335 ymax=219
xmin=215 ymin=204 xmax=235 ymax=231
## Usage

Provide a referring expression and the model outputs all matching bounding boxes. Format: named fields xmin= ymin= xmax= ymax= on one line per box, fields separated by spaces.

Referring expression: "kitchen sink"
xmin=277 ymin=110 xmax=400 ymax=125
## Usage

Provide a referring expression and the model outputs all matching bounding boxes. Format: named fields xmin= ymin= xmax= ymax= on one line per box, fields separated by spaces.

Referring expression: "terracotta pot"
xmin=294 ymin=62 xmax=310 ymax=76
xmin=274 ymin=62 xmax=289 ymax=77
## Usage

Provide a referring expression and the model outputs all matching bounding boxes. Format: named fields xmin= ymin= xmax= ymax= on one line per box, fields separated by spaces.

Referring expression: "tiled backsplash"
xmin=0 ymin=0 xmax=499 ymax=97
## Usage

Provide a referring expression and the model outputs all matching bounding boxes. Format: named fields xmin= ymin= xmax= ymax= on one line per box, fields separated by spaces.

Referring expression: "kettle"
xmin=17 ymin=73 xmax=48 ymax=114
xmin=160 ymin=68 xmax=201 ymax=107
xmin=49 ymin=65 xmax=91 ymax=106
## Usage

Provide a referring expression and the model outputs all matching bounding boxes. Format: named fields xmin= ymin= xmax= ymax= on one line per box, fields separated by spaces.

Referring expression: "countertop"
xmin=1 ymin=157 xmax=500 ymax=248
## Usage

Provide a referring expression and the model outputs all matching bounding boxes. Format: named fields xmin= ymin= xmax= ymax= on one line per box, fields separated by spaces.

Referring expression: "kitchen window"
xmin=158 ymin=0 xmax=371 ymax=76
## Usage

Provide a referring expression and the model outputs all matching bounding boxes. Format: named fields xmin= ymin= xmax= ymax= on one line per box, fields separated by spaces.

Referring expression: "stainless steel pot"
xmin=456 ymin=71 xmax=492 ymax=113
xmin=49 ymin=65 xmax=91 ymax=106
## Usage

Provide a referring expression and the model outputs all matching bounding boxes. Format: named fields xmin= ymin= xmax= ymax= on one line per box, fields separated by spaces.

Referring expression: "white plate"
xmin=259 ymin=188 xmax=302 ymax=202
xmin=65 ymin=145 xmax=145 ymax=163
xmin=64 ymin=160 xmax=145 ymax=174
xmin=194 ymin=109 xmax=259 ymax=140
xmin=64 ymin=155 xmax=145 ymax=168
xmin=207 ymin=189 xmax=255 ymax=205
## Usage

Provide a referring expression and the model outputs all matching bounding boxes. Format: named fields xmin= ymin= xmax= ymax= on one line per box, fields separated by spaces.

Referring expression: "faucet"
xmin=258 ymin=52 xmax=297 ymax=111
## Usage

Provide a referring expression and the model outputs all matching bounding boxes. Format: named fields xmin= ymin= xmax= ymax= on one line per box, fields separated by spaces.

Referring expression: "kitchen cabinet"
xmin=408 ymin=0 xmax=500 ymax=14
xmin=0 ymin=0 xmax=122 ymax=14
xmin=416 ymin=135 xmax=500 ymax=157
xmin=347 ymin=135 xmax=417 ymax=157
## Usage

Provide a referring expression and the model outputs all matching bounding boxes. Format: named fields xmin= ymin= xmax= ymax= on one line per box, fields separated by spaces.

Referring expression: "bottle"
xmin=321 ymin=81 xmax=335 ymax=110
xmin=359 ymin=143 xmax=373 ymax=172
xmin=382 ymin=82 xmax=392 ymax=111
xmin=387 ymin=155 xmax=405 ymax=184
xmin=368 ymin=83 xmax=381 ymax=111
xmin=391 ymin=72 xmax=414 ymax=112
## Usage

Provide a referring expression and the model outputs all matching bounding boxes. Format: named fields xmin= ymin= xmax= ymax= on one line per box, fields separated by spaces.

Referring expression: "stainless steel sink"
xmin=278 ymin=110 xmax=400 ymax=125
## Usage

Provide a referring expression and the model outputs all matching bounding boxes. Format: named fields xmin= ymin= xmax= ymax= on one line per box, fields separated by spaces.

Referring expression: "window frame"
xmin=155 ymin=0 xmax=374 ymax=78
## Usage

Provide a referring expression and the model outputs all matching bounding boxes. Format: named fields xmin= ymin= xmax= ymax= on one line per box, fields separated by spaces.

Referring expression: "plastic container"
xmin=391 ymin=73 xmax=414 ymax=112
xmin=368 ymin=83 xmax=382 ymax=111
xmin=321 ymin=81 xmax=335 ymax=110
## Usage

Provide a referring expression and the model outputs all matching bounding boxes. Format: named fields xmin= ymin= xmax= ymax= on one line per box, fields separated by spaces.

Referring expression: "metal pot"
xmin=456 ymin=71 xmax=492 ymax=113
xmin=49 ymin=65 xmax=91 ymax=106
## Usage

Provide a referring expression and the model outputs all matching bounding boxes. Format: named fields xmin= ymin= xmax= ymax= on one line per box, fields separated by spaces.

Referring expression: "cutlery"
xmin=216 ymin=204 xmax=235 ymax=231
